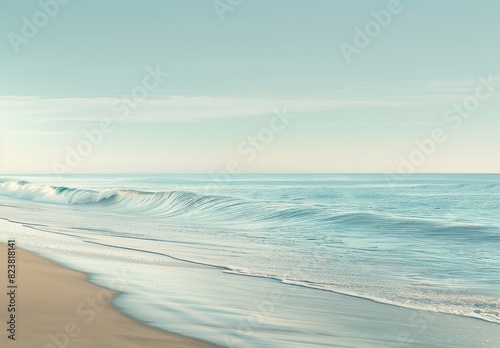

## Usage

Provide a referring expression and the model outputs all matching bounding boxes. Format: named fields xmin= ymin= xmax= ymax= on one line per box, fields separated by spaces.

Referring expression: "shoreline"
xmin=1 ymin=218 xmax=499 ymax=347
xmin=0 ymin=243 xmax=220 ymax=348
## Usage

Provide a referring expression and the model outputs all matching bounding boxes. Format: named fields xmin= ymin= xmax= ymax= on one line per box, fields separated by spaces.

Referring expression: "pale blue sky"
xmin=0 ymin=0 xmax=499 ymax=173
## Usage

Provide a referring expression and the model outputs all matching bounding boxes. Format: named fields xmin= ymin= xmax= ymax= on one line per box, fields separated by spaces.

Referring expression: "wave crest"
xmin=0 ymin=181 xmax=117 ymax=205
xmin=0 ymin=181 xmax=296 ymax=223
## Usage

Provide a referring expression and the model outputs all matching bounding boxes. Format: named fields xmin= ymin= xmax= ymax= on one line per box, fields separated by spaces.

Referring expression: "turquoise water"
xmin=0 ymin=174 xmax=499 ymax=346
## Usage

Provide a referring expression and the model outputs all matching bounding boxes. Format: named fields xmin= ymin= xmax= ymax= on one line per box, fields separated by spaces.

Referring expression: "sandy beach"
xmin=0 ymin=243 xmax=219 ymax=348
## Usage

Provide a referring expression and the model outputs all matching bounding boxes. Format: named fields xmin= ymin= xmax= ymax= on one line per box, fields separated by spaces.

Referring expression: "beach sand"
xmin=0 ymin=243 xmax=219 ymax=348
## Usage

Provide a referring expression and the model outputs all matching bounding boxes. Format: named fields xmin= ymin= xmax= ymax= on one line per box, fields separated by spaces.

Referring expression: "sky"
xmin=0 ymin=0 xmax=499 ymax=174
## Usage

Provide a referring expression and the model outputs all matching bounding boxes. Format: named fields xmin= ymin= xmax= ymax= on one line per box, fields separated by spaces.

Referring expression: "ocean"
xmin=0 ymin=174 xmax=499 ymax=347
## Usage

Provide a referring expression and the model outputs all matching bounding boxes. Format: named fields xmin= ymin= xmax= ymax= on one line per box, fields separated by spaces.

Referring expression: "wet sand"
xmin=0 ymin=243 xmax=219 ymax=348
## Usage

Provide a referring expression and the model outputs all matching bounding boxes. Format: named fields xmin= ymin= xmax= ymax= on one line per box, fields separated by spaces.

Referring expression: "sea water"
xmin=0 ymin=174 xmax=499 ymax=346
